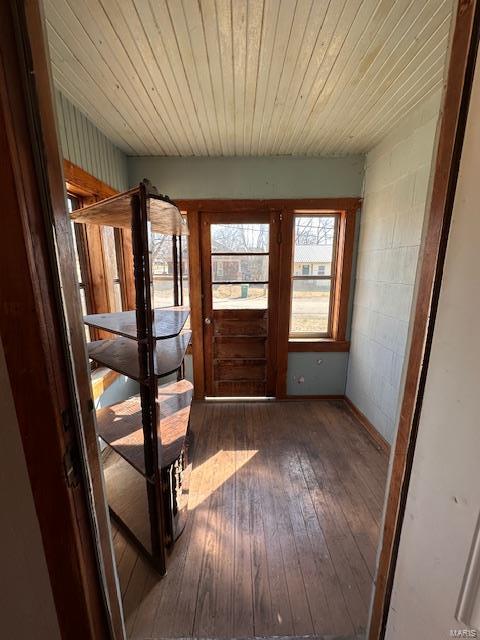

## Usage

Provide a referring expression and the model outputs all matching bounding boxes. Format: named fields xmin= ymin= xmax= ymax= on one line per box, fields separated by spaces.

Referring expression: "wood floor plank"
xmin=232 ymin=404 xmax=254 ymax=637
xmin=245 ymin=404 xmax=275 ymax=637
xmin=112 ymin=399 xmax=388 ymax=639
xmin=269 ymin=402 xmax=352 ymax=636
xmin=250 ymin=403 xmax=294 ymax=636
xmin=193 ymin=403 xmax=236 ymax=637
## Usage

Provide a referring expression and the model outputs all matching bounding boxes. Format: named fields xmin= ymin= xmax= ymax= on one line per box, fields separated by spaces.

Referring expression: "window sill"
xmin=91 ymin=367 xmax=120 ymax=401
xmin=288 ymin=339 xmax=350 ymax=352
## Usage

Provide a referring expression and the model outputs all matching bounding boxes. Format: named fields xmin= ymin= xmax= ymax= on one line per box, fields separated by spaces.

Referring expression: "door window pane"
xmin=290 ymin=279 xmax=332 ymax=335
xmin=212 ymin=283 xmax=268 ymax=310
xmin=211 ymin=254 xmax=268 ymax=282
xmin=211 ymin=223 xmax=269 ymax=253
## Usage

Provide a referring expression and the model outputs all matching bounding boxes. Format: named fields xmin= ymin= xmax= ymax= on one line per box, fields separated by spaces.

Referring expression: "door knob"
xmin=204 ymin=317 xmax=211 ymax=325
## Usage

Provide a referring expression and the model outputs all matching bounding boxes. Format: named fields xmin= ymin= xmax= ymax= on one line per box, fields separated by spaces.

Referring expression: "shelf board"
xmin=83 ymin=307 xmax=189 ymax=340
xmin=70 ymin=187 xmax=188 ymax=236
xmin=87 ymin=332 xmax=191 ymax=381
xmin=95 ymin=379 xmax=193 ymax=475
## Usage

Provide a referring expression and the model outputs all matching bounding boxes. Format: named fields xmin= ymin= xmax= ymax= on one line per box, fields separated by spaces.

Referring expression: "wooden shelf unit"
xmin=87 ymin=331 xmax=192 ymax=381
xmin=83 ymin=307 xmax=190 ymax=340
xmin=72 ymin=179 xmax=192 ymax=573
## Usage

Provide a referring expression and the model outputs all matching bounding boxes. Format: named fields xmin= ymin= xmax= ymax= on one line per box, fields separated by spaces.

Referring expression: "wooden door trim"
xmin=184 ymin=200 xmax=360 ymax=398
xmin=369 ymin=2 xmax=480 ymax=638
xmin=3 ymin=1 xmax=124 ymax=637
xmin=177 ymin=197 xmax=361 ymax=212
xmin=199 ymin=212 xmax=214 ymax=394
xmin=198 ymin=208 xmax=279 ymax=396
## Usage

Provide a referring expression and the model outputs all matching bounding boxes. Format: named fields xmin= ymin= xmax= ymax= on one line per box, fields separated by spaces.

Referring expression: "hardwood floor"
xmin=111 ymin=400 xmax=389 ymax=639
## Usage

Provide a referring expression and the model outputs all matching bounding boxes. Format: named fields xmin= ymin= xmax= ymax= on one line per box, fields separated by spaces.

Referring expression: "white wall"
xmin=346 ymin=91 xmax=442 ymax=443
xmin=386 ymin=52 xmax=480 ymax=640
xmin=0 ymin=341 xmax=61 ymax=639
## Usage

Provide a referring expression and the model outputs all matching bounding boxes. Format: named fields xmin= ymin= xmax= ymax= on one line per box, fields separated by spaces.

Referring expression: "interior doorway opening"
xmin=4 ymin=0 xmax=473 ymax=639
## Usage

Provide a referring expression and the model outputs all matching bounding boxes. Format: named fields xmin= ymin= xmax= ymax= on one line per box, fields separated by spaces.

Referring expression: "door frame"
xmin=1 ymin=0 xmax=124 ymax=637
xmin=179 ymin=198 xmax=360 ymax=400
xmin=368 ymin=1 xmax=480 ymax=638
xmin=198 ymin=208 xmax=280 ymax=397
xmin=5 ymin=0 xmax=477 ymax=638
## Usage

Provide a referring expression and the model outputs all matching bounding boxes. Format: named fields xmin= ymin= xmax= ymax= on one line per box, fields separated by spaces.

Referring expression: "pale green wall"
xmin=55 ymin=89 xmax=128 ymax=192
xmin=128 ymin=154 xmax=364 ymax=396
xmin=127 ymin=155 xmax=364 ymax=198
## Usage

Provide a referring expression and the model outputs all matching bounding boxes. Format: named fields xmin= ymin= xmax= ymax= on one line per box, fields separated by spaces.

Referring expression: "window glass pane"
xmin=212 ymin=254 xmax=268 ymax=282
xmin=212 ymin=283 xmax=268 ymax=309
xmin=293 ymin=216 xmax=336 ymax=276
xmin=102 ymin=227 xmax=119 ymax=280
xmin=290 ymin=279 xmax=331 ymax=335
xmin=113 ymin=282 xmax=122 ymax=313
xmin=70 ymin=221 xmax=83 ymax=283
xmin=79 ymin=288 xmax=91 ymax=341
xmin=67 ymin=194 xmax=80 ymax=213
xmin=152 ymin=233 xmax=175 ymax=308
xmin=211 ymin=223 xmax=269 ymax=253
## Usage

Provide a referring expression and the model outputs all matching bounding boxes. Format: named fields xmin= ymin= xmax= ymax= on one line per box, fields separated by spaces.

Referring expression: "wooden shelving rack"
xmin=71 ymin=180 xmax=192 ymax=574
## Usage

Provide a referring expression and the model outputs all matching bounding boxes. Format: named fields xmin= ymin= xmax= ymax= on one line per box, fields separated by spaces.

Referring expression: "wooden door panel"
xmin=213 ymin=310 xmax=268 ymax=337
xmin=215 ymin=380 xmax=266 ymax=396
xmin=214 ymin=359 xmax=266 ymax=381
xmin=214 ymin=337 xmax=266 ymax=359
xmin=201 ymin=211 xmax=280 ymax=396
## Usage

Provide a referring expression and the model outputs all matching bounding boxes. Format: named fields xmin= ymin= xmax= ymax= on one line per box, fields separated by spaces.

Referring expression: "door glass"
xmin=210 ymin=223 xmax=269 ymax=309
xmin=211 ymin=223 xmax=269 ymax=252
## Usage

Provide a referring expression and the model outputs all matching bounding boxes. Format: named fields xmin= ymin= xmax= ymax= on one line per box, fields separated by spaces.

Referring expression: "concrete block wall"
xmin=346 ymin=91 xmax=442 ymax=444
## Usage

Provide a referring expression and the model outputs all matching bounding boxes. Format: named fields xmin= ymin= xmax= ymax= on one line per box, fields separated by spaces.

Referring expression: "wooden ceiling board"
xmin=45 ymin=0 xmax=454 ymax=156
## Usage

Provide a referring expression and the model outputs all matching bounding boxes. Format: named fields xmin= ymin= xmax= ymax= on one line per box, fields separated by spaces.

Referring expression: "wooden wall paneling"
xmin=1 ymin=1 xmax=121 ymax=637
xmin=186 ymin=210 xmax=205 ymax=399
xmin=369 ymin=2 xmax=480 ymax=638
xmin=275 ymin=209 xmax=294 ymax=398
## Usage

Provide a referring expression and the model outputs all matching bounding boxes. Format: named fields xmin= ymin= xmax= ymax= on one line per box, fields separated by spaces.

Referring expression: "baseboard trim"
xmin=344 ymin=396 xmax=391 ymax=454
xmin=281 ymin=394 xmax=345 ymax=400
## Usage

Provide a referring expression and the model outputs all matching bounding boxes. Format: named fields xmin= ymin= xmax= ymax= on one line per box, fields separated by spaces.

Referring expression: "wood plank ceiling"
xmin=45 ymin=0 xmax=454 ymax=157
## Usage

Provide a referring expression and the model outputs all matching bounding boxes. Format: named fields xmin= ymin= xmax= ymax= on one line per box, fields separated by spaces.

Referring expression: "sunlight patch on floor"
xmin=187 ymin=448 xmax=258 ymax=508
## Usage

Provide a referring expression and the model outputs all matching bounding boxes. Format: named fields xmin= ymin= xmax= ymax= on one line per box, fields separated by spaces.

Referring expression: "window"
xmin=101 ymin=227 xmax=124 ymax=312
xmin=210 ymin=223 xmax=269 ymax=309
xmin=289 ymin=214 xmax=338 ymax=338
xmin=68 ymin=194 xmax=91 ymax=340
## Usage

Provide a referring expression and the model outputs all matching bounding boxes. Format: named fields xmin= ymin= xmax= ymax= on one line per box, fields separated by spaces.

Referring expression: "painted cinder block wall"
xmin=345 ymin=91 xmax=443 ymax=443
xmin=386 ymin=58 xmax=480 ymax=640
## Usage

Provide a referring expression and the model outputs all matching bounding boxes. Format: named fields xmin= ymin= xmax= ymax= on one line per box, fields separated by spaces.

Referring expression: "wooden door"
xmin=201 ymin=211 xmax=280 ymax=396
